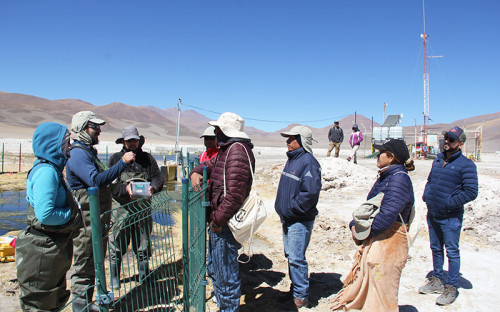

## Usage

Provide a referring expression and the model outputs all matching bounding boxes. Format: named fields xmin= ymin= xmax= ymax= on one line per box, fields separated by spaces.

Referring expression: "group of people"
xmin=16 ymin=111 xmax=163 ymax=311
xmin=190 ymin=115 xmax=478 ymax=312
xmin=15 ymin=109 xmax=478 ymax=312
xmin=326 ymin=121 xmax=363 ymax=163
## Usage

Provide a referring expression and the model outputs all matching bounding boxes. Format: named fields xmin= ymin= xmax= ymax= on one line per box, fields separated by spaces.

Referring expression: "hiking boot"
xmin=347 ymin=157 xmax=351 ymax=162
xmin=436 ymin=285 xmax=458 ymax=306
xmin=294 ymin=297 xmax=309 ymax=309
xmin=419 ymin=276 xmax=444 ymax=294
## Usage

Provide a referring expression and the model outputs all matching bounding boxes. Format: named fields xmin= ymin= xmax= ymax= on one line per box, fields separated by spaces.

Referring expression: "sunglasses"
xmin=88 ymin=123 xmax=101 ymax=130
xmin=125 ymin=138 xmax=139 ymax=143
xmin=444 ymin=134 xmax=456 ymax=143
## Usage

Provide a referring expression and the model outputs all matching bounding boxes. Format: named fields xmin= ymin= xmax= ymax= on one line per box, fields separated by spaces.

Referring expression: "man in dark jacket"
xmin=66 ymin=111 xmax=135 ymax=311
xmin=326 ymin=121 xmax=344 ymax=157
xmin=419 ymin=126 xmax=478 ymax=306
xmin=275 ymin=125 xmax=321 ymax=309
xmin=190 ymin=112 xmax=255 ymax=312
xmin=107 ymin=126 xmax=164 ymax=289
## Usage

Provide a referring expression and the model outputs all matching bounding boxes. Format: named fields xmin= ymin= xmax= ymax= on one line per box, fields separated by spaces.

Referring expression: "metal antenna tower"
xmin=420 ymin=0 xmax=442 ymax=145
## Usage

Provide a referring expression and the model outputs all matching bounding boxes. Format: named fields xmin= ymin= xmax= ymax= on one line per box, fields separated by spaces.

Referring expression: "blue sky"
xmin=1 ymin=1 xmax=498 ymax=132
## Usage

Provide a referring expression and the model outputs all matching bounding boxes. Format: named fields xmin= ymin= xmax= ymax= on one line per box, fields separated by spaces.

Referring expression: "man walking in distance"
xmin=326 ymin=121 xmax=344 ymax=158
xmin=108 ymin=126 xmax=164 ymax=290
xmin=419 ymin=126 xmax=478 ymax=306
xmin=275 ymin=125 xmax=321 ymax=309
xmin=190 ymin=112 xmax=255 ymax=312
xmin=66 ymin=111 xmax=135 ymax=311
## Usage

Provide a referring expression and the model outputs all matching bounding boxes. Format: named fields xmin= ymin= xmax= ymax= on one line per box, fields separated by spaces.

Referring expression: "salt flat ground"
xmin=237 ymin=147 xmax=500 ymax=312
xmin=1 ymin=144 xmax=499 ymax=312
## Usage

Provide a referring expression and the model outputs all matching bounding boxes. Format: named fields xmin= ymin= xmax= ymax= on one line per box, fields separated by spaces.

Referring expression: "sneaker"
xmin=294 ymin=297 xmax=309 ymax=309
xmin=436 ymin=285 xmax=458 ymax=306
xmin=419 ymin=276 xmax=444 ymax=294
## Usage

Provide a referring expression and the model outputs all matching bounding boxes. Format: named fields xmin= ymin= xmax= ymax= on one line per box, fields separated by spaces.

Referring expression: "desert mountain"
xmin=1 ymin=91 xmax=499 ymax=151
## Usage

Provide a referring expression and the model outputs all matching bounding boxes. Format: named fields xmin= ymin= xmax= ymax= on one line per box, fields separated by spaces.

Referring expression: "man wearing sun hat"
xmin=274 ymin=125 xmax=322 ymax=309
xmin=419 ymin=126 xmax=478 ymax=306
xmin=189 ymin=112 xmax=255 ymax=311
xmin=66 ymin=111 xmax=135 ymax=311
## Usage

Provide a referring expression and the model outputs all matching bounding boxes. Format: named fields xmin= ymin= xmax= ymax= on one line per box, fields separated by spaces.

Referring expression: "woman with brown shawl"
xmin=331 ymin=139 xmax=415 ymax=312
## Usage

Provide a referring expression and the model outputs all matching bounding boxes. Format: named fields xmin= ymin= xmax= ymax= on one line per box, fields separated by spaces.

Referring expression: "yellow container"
xmin=167 ymin=165 xmax=178 ymax=181
xmin=0 ymin=243 xmax=15 ymax=257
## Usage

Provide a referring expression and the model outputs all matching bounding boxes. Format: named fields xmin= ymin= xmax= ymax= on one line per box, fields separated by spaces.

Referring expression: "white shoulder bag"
xmin=223 ymin=142 xmax=267 ymax=258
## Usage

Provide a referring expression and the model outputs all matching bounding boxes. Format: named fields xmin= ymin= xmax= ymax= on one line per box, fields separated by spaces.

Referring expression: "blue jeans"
xmin=207 ymin=225 xmax=241 ymax=312
xmin=282 ymin=220 xmax=315 ymax=300
xmin=427 ymin=215 xmax=463 ymax=287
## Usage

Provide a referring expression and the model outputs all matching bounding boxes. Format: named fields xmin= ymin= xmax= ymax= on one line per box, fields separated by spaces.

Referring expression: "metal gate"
xmin=182 ymin=167 xmax=208 ymax=312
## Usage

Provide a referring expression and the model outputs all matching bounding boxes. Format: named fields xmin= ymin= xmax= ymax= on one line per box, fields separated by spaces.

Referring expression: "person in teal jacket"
xmin=16 ymin=122 xmax=82 ymax=311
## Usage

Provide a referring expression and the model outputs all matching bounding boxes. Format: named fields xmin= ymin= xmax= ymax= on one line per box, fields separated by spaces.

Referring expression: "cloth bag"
xmin=223 ymin=143 xmax=267 ymax=250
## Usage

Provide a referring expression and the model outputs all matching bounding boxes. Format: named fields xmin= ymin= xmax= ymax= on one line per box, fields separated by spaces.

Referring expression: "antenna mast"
xmin=421 ymin=0 xmax=429 ymax=145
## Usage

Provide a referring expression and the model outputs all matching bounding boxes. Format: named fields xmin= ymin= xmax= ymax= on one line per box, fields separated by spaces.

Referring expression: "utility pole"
xmin=383 ymin=102 xmax=388 ymax=124
xmin=175 ymin=98 xmax=182 ymax=164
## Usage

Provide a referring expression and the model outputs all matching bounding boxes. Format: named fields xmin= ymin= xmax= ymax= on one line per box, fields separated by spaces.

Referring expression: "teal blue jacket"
xmin=26 ymin=122 xmax=71 ymax=226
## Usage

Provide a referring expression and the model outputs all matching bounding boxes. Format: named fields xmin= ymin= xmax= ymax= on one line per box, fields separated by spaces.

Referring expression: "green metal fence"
xmin=182 ymin=167 xmax=208 ymax=312
xmin=60 ymin=166 xmax=208 ymax=311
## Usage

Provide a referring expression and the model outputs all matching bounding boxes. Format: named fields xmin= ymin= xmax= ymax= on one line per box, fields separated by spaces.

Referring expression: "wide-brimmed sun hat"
xmin=208 ymin=112 xmax=249 ymax=139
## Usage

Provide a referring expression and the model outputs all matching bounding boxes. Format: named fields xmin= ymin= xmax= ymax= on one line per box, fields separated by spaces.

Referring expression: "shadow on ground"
xmin=237 ymin=253 xmax=343 ymax=311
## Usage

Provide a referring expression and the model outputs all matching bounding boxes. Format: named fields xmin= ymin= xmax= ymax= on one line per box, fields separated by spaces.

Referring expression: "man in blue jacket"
xmin=66 ymin=111 xmax=135 ymax=311
xmin=275 ymin=125 xmax=321 ymax=309
xmin=419 ymin=126 xmax=478 ymax=306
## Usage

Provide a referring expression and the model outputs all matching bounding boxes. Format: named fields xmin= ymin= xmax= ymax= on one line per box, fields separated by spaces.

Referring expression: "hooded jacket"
xmin=190 ymin=139 xmax=255 ymax=226
xmin=274 ymin=147 xmax=322 ymax=223
xmin=423 ymin=150 xmax=478 ymax=218
xmin=349 ymin=130 xmax=363 ymax=147
xmin=26 ymin=123 xmax=71 ymax=226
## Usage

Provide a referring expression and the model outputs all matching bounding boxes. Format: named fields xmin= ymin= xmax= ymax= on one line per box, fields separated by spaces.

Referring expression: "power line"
xmin=182 ymin=102 xmax=351 ymax=124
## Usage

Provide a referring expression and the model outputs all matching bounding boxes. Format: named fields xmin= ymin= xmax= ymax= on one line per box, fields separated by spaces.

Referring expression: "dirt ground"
xmin=1 ymin=148 xmax=500 ymax=311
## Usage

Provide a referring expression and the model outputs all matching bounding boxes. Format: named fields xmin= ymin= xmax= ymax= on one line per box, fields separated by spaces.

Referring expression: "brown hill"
xmin=1 ymin=91 xmax=499 ymax=151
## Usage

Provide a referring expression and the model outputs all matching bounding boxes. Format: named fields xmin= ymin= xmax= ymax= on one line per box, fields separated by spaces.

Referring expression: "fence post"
xmin=19 ymin=143 xmax=21 ymax=172
xmin=88 ymin=187 xmax=111 ymax=312
xmin=181 ymin=178 xmax=190 ymax=312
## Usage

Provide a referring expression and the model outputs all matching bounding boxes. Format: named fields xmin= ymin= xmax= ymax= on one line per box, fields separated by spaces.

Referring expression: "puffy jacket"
xmin=26 ymin=123 xmax=71 ymax=226
xmin=190 ymin=139 xmax=255 ymax=226
xmin=108 ymin=147 xmax=164 ymax=202
xmin=274 ymin=147 xmax=322 ymax=223
xmin=349 ymin=130 xmax=363 ymax=147
xmin=423 ymin=150 xmax=478 ymax=218
xmin=360 ymin=164 xmax=415 ymax=237
xmin=328 ymin=126 xmax=344 ymax=143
